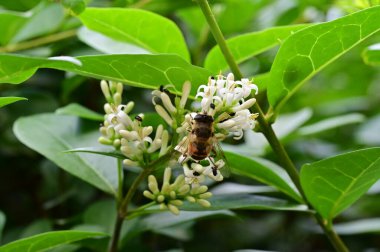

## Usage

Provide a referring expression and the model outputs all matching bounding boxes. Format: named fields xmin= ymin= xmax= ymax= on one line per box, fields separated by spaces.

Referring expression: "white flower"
xmin=195 ymin=73 xmax=259 ymax=140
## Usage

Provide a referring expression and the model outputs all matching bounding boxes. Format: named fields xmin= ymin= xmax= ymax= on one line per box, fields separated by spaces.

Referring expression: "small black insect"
xmin=193 ymin=171 xmax=200 ymax=176
xmin=159 ymin=85 xmax=170 ymax=95
xmin=210 ymin=103 xmax=216 ymax=110
xmin=135 ymin=115 xmax=143 ymax=122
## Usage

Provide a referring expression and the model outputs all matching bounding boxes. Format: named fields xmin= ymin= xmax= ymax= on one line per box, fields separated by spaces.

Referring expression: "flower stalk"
xmin=195 ymin=0 xmax=349 ymax=251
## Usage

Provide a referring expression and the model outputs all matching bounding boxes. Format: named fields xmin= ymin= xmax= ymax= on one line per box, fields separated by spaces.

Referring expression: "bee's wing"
xmin=168 ymin=135 xmax=190 ymax=168
xmin=211 ymin=137 xmax=231 ymax=178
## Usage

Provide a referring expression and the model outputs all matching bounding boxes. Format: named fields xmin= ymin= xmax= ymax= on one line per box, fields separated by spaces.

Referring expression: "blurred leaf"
xmin=300 ymin=148 xmax=380 ymax=221
xmin=268 ymin=6 xmax=380 ymax=111
xmin=204 ymin=24 xmax=309 ymax=73
xmin=224 ymin=108 xmax=312 ymax=156
xmin=355 ymin=114 xmax=380 ymax=146
xmin=362 ymin=43 xmax=380 ymax=65
xmin=0 ymin=211 xmax=5 ymax=243
xmin=56 ymin=103 xmax=104 ymax=121
xmin=62 ymin=0 xmax=87 ymax=15
xmin=211 ymin=182 xmax=276 ymax=195
xmin=77 ymin=27 xmax=150 ymax=55
xmin=334 ymin=218 xmax=380 ymax=235
xmin=0 ymin=0 xmax=40 ymax=11
xmin=13 ymin=114 xmax=118 ymax=195
xmin=0 ymin=231 xmax=108 ymax=252
xmin=0 ymin=9 xmax=30 ymax=46
xmin=136 ymin=0 xmax=196 ymax=14
xmin=0 ymin=97 xmax=27 ymax=108
xmin=10 ymin=2 xmax=65 ymax=43
xmin=297 ymin=113 xmax=365 ymax=136
xmin=226 ymin=152 xmax=302 ymax=203
xmin=19 ymin=219 xmax=52 ymax=239
xmin=79 ymin=8 xmax=190 ymax=61
xmin=180 ymin=194 xmax=307 ymax=211
xmin=0 ymin=54 xmax=211 ymax=96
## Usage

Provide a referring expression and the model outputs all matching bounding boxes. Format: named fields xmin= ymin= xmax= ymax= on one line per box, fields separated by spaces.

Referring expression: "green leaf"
xmin=300 ymin=148 xmax=380 ymax=221
xmin=204 ymin=24 xmax=309 ymax=73
xmin=0 ymin=97 xmax=27 ymax=108
xmin=180 ymin=194 xmax=307 ymax=211
xmin=13 ymin=114 xmax=118 ymax=195
xmin=226 ymin=152 xmax=302 ymax=202
xmin=362 ymin=43 xmax=380 ymax=66
xmin=268 ymin=6 xmax=380 ymax=111
xmin=334 ymin=218 xmax=380 ymax=235
xmin=79 ymin=8 xmax=190 ymax=61
xmin=0 ymin=54 xmax=211 ymax=96
xmin=56 ymin=103 xmax=104 ymax=121
xmin=0 ymin=211 xmax=5 ymax=243
xmin=0 ymin=230 xmax=108 ymax=252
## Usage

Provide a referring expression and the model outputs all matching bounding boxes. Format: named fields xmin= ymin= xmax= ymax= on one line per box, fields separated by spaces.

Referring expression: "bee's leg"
xmin=207 ymin=157 xmax=219 ymax=176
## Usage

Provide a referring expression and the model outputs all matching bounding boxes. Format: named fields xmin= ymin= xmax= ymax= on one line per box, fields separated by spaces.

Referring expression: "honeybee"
xmin=175 ymin=105 xmax=230 ymax=178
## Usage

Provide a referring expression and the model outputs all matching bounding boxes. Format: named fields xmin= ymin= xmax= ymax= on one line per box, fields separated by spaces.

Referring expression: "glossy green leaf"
xmin=334 ymin=218 xmax=380 ymax=235
xmin=0 ymin=211 xmax=5 ymax=243
xmin=268 ymin=6 xmax=380 ymax=111
xmin=180 ymin=194 xmax=307 ymax=211
xmin=0 ymin=97 xmax=27 ymax=108
xmin=226 ymin=152 xmax=302 ymax=202
xmin=0 ymin=54 xmax=211 ymax=96
xmin=13 ymin=114 xmax=118 ymax=195
xmin=301 ymin=148 xmax=380 ymax=220
xmin=362 ymin=43 xmax=380 ymax=66
xmin=56 ymin=103 xmax=104 ymax=121
xmin=204 ymin=24 xmax=309 ymax=73
xmin=0 ymin=230 xmax=108 ymax=252
xmin=79 ymin=8 xmax=190 ymax=61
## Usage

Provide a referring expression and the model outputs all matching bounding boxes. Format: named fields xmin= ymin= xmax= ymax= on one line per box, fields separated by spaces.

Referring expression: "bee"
xmin=175 ymin=104 xmax=230 ymax=177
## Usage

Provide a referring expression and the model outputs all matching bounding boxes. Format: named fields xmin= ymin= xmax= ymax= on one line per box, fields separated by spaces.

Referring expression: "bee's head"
xmin=194 ymin=113 xmax=214 ymax=123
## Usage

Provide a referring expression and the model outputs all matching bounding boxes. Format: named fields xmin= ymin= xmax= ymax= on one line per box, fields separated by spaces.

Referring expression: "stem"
xmin=196 ymin=1 xmax=349 ymax=251
xmin=195 ymin=0 xmax=243 ymax=79
xmin=117 ymin=159 xmax=124 ymax=204
xmin=108 ymin=214 xmax=124 ymax=252
xmin=0 ymin=29 xmax=77 ymax=53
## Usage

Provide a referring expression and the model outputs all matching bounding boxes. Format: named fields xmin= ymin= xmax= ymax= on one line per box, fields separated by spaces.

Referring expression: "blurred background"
xmin=1 ymin=0 xmax=380 ymax=251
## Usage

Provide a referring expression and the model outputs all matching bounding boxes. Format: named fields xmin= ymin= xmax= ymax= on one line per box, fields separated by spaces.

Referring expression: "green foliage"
xmin=301 ymin=148 xmax=380 ymax=221
xmin=0 ymin=97 xmax=27 ymax=108
xmin=0 ymin=54 xmax=210 ymax=95
xmin=1 ymin=0 xmax=380 ymax=251
xmin=0 ymin=231 xmax=108 ymax=252
xmin=268 ymin=6 xmax=380 ymax=111
xmin=13 ymin=114 xmax=118 ymax=195
xmin=227 ymin=152 xmax=302 ymax=202
xmin=204 ymin=24 xmax=309 ymax=73
xmin=79 ymin=8 xmax=190 ymax=61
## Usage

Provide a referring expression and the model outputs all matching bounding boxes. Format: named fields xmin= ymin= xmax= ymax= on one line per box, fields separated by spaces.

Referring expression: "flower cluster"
xmin=98 ymin=80 xmax=169 ymax=167
xmin=196 ymin=73 xmax=259 ymax=140
xmin=143 ymin=167 xmax=212 ymax=215
xmin=152 ymin=73 xmax=258 ymax=189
